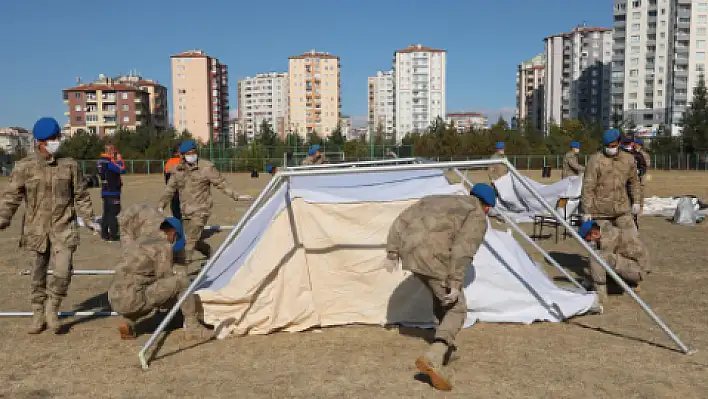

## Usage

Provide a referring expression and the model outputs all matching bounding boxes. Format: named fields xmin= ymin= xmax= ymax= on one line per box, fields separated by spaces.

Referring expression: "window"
xmin=699 ymin=40 xmax=706 ymax=49
xmin=74 ymin=105 xmax=81 ymax=112
xmin=698 ymin=52 xmax=706 ymax=61
xmin=75 ymin=116 xmax=82 ymax=122
xmin=661 ymin=8 xmax=665 ymax=15
xmin=86 ymin=114 xmax=98 ymax=122
xmin=699 ymin=3 xmax=708 ymax=12
xmin=633 ymin=12 xmax=641 ymax=19
xmin=631 ymin=23 xmax=641 ymax=31
xmin=698 ymin=64 xmax=706 ymax=72
xmin=660 ymin=32 xmax=666 ymax=38
xmin=631 ymin=80 xmax=639 ymax=88
xmin=121 ymin=92 xmax=128 ymax=100
xmin=629 ymin=103 xmax=638 ymax=109
xmin=123 ymin=116 xmax=129 ymax=123
xmin=629 ymin=92 xmax=638 ymax=99
xmin=700 ymin=15 xmax=708 ymax=25
xmin=658 ymin=90 xmax=663 ymax=96
xmin=631 ymin=46 xmax=640 ymax=54
xmin=632 ymin=1 xmax=641 ymax=7
xmin=660 ymin=21 xmax=666 ymax=27
xmin=74 ymin=93 xmax=81 ymax=99
xmin=699 ymin=27 xmax=708 ymax=35
xmin=657 ymin=101 xmax=663 ymax=108
xmin=629 ymin=69 xmax=639 ymax=77
xmin=122 ymin=104 xmax=129 ymax=111
xmin=631 ymin=57 xmax=639 ymax=66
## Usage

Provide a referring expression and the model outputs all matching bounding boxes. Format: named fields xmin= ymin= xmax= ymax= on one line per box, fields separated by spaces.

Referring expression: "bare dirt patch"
xmin=0 ymin=170 xmax=706 ymax=398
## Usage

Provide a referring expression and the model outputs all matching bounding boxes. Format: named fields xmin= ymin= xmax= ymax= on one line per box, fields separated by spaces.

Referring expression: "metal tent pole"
xmin=0 ymin=311 xmax=117 ymax=317
xmin=20 ymin=269 xmax=114 ymax=276
xmin=138 ymin=175 xmax=283 ymax=369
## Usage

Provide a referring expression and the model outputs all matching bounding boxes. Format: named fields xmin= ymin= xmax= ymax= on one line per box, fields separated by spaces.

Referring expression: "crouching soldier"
xmin=301 ymin=144 xmax=324 ymax=165
xmin=578 ymin=220 xmax=651 ymax=302
xmin=385 ymin=184 xmax=497 ymax=391
xmin=117 ymin=203 xmax=165 ymax=246
xmin=108 ymin=217 xmax=213 ymax=340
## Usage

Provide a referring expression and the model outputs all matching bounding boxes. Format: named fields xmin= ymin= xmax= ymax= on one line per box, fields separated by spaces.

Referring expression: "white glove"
xmin=87 ymin=222 xmax=101 ymax=234
xmin=582 ymin=214 xmax=592 ymax=222
xmin=383 ymin=257 xmax=399 ymax=272
xmin=237 ymin=195 xmax=254 ymax=201
xmin=157 ymin=207 xmax=164 ymax=214
xmin=441 ymin=288 xmax=461 ymax=306
xmin=645 ymin=174 xmax=652 ymax=182
xmin=631 ymin=204 xmax=641 ymax=215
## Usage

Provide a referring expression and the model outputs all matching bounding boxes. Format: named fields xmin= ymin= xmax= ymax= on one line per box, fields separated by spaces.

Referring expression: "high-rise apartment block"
xmin=516 ymin=53 xmax=546 ymax=129
xmin=62 ymin=73 xmax=165 ymax=136
xmin=171 ymin=50 xmax=230 ymax=143
xmin=237 ymin=72 xmax=289 ymax=141
xmin=288 ymin=50 xmax=340 ymax=137
xmin=367 ymin=70 xmax=395 ymax=140
xmin=612 ymin=0 xmax=708 ymax=136
xmin=544 ymin=26 xmax=613 ymax=132
xmin=393 ymin=44 xmax=446 ymax=142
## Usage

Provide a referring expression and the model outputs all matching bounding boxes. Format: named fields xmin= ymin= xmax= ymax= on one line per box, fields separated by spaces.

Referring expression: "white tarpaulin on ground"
xmin=194 ymin=170 xmax=596 ymax=338
xmin=493 ymin=173 xmax=584 ymax=223
xmin=642 ymin=196 xmax=702 ymax=217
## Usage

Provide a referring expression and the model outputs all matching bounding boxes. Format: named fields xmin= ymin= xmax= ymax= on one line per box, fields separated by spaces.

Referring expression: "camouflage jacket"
xmin=117 ymin=203 xmax=164 ymax=246
xmin=158 ymin=159 xmax=243 ymax=219
xmin=638 ymin=149 xmax=651 ymax=169
xmin=108 ymin=235 xmax=175 ymax=311
xmin=301 ymin=154 xmax=324 ymax=165
xmin=386 ymin=195 xmax=488 ymax=290
xmin=0 ymin=153 xmax=94 ymax=252
xmin=582 ymin=150 xmax=640 ymax=218
xmin=596 ymin=223 xmax=651 ymax=272
xmin=488 ymin=153 xmax=509 ymax=181
xmin=561 ymin=151 xmax=585 ymax=179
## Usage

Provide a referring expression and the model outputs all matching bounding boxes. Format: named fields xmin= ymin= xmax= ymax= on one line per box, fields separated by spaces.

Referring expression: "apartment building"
xmin=62 ymin=76 xmax=152 ymax=136
xmin=237 ymin=72 xmax=289 ymax=141
xmin=340 ymin=115 xmax=352 ymax=138
xmin=516 ymin=53 xmax=546 ymax=129
xmin=544 ymin=26 xmax=613 ymax=132
xmin=288 ymin=50 xmax=340 ymax=137
xmin=367 ymin=70 xmax=395 ymax=140
xmin=115 ymin=74 xmax=169 ymax=129
xmin=393 ymin=44 xmax=446 ymax=142
xmin=171 ymin=50 xmax=230 ymax=143
xmin=0 ymin=127 xmax=33 ymax=154
xmin=446 ymin=112 xmax=488 ymax=132
xmin=612 ymin=0 xmax=708 ymax=137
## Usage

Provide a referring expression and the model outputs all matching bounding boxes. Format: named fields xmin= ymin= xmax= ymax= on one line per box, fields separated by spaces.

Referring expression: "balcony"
xmin=85 ymin=95 xmax=98 ymax=103
xmin=102 ymin=94 xmax=116 ymax=102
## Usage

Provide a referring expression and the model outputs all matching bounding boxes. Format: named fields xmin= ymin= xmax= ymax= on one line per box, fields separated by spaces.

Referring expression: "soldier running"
xmin=386 ymin=184 xmax=497 ymax=391
xmin=0 ymin=117 xmax=99 ymax=334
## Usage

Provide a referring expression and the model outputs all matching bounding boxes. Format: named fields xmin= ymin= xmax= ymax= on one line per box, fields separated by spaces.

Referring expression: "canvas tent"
xmin=493 ymin=172 xmax=583 ymax=223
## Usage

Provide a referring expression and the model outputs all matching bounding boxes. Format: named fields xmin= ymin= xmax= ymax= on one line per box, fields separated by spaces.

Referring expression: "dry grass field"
xmin=0 ymin=169 xmax=707 ymax=398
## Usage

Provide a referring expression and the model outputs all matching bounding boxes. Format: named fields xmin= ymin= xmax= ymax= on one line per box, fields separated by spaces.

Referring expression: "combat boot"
xmin=595 ymin=283 xmax=608 ymax=302
xmin=27 ymin=303 xmax=46 ymax=334
xmin=415 ymin=341 xmax=453 ymax=391
xmin=118 ymin=317 xmax=137 ymax=340
xmin=45 ymin=297 xmax=62 ymax=333
xmin=182 ymin=316 xmax=215 ymax=341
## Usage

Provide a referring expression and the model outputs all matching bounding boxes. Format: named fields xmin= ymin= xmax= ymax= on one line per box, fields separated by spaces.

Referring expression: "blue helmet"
xmin=578 ymin=220 xmax=597 ymax=238
xmin=602 ymin=129 xmax=621 ymax=145
xmin=634 ymin=138 xmax=644 ymax=146
xmin=470 ymin=183 xmax=497 ymax=207
xmin=32 ymin=117 xmax=61 ymax=140
xmin=179 ymin=140 xmax=196 ymax=154
xmin=308 ymin=144 xmax=321 ymax=156
xmin=570 ymin=141 xmax=580 ymax=148
xmin=163 ymin=217 xmax=185 ymax=252
xmin=495 ymin=142 xmax=505 ymax=150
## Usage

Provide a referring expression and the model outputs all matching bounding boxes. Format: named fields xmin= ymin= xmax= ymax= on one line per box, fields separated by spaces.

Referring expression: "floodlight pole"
xmin=137 ymin=175 xmax=283 ymax=370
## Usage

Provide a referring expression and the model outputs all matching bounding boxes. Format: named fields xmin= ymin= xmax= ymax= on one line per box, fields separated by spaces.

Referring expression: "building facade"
xmin=115 ymin=75 xmax=169 ymax=129
xmin=516 ymin=53 xmax=546 ymax=129
xmin=171 ymin=50 xmax=230 ymax=144
xmin=446 ymin=112 xmax=488 ymax=132
xmin=62 ymin=76 xmax=152 ymax=136
xmin=288 ymin=50 xmax=341 ymax=137
xmin=0 ymin=127 xmax=33 ymax=154
xmin=367 ymin=70 xmax=395 ymax=141
xmin=611 ymin=0 xmax=708 ymax=137
xmin=544 ymin=26 xmax=613 ymax=132
xmin=393 ymin=44 xmax=446 ymax=142
xmin=237 ymin=72 xmax=289 ymax=141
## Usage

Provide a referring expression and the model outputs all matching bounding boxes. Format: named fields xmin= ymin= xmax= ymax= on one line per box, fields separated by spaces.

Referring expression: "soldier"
xmin=108 ymin=217 xmax=213 ymax=340
xmin=0 ymin=117 xmax=99 ymax=334
xmin=561 ymin=141 xmax=585 ymax=179
xmin=581 ymin=129 xmax=641 ymax=232
xmin=301 ymin=144 xmax=324 ymax=165
xmin=578 ymin=220 xmax=651 ymax=301
xmin=386 ymin=183 xmax=496 ymax=391
xmin=164 ymin=148 xmax=182 ymax=220
xmin=117 ymin=203 xmax=164 ymax=246
xmin=488 ymin=142 xmax=508 ymax=182
xmin=634 ymin=138 xmax=651 ymax=212
xmin=157 ymin=140 xmax=253 ymax=270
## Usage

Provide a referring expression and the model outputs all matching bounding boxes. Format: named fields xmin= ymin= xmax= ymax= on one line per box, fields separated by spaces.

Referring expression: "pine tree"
xmin=680 ymin=73 xmax=708 ymax=152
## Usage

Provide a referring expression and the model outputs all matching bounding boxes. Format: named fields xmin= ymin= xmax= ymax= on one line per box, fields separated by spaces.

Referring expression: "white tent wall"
xmin=493 ymin=172 xmax=583 ymax=223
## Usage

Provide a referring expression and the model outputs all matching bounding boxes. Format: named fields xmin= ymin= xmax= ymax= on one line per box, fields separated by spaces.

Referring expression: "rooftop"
xmin=447 ymin=112 xmax=486 ymax=118
xmin=171 ymin=49 xmax=210 ymax=58
xmin=289 ymin=50 xmax=339 ymax=60
xmin=63 ymin=83 xmax=142 ymax=92
xmin=395 ymin=44 xmax=446 ymax=54
xmin=545 ymin=25 xmax=611 ymax=40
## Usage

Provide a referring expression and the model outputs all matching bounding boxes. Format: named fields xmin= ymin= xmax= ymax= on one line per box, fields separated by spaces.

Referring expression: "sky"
xmin=0 ymin=0 xmax=611 ymax=130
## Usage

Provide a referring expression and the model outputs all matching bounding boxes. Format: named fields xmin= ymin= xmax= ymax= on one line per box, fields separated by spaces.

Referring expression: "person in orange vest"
xmin=164 ymin=148 xmax=182 ymax=220
xmin=96 ymin=143 xmax=126 ymax=241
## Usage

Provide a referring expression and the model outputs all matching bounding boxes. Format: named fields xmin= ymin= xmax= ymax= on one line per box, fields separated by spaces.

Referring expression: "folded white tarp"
xmin=642 ymin=196 xmax=702 ymax=217
xmin=194 ymin=170 xmax=596 ymax=338
xmin=493 ymin=173 xmax=583 ymax=223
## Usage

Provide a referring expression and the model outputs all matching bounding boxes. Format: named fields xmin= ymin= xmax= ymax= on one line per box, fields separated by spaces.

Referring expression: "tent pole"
xmin=451 ymin=169 xmax=586 ymax=292
xmin=20 ymin=269 xmax=114 ymax=276
xmin=503 ymin=162 xmax=694 ymax=355
xmin=287 ymin=157 xmax=418 ymax=171
xmin=137 ymin=175 xmax=284 ymax=370
xmin=0 ymin=311 xmax=117 ymax=317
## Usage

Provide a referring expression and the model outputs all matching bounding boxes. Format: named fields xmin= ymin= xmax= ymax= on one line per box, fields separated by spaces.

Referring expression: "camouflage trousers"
xmin=30 ymin=243 xmax=75 ymax=306
xmin=183 ymin=216 xmax=212 ymax=266
xmin=417 ymin=275 xmax=467 ymax=348
xmin=109 ymin=274 xmax=192 ymax=321
xmin=595 ymin=213 xmax=637 ymax=233
xmin=590 ymin=253 xmax=645 ymax=286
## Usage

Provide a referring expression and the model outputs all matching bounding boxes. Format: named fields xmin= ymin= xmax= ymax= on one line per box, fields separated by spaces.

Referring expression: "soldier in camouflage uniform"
xmin=561 ymin=141 xmax=585 ymax=179
xmin=301 ymin=144 xmax=325 ymax=165
xmin=634 ymin=139 xmax=651 ymax=212
xmin=578 ymin=220 xmax=651 ymax=301
xmin=117 ymin=203 xmax=164 ymax=246
xmin=108 ymin=217 xmax=213 ymax=340
xmin=386 ymin=184 xmax=496 ymax=391
xmin=488 ymin=142 xmax=508 ymax=182
xmin=581 ymin=129 xmax=641 ymax=232
xmin=157 ymin=140 xmax=252 ymax=270
xmin=0 ymin=117 xmax=99 ymax=334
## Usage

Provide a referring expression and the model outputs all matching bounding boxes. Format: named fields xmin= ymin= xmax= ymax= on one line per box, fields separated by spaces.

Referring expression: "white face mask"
xmin=44 ymin=140 xmax=61 ymax=154
xmin=623 ymin=145 xmax=633 ymax=151
xmin=604 ymin=147 xmax=618 ymax=156
xmin=184 ymin=154 xmax=198 ymax=164
xmin=498 ymin=150 xmax=505 ymax=155
xmin=573 ymin=148 xmax=580 ymax=153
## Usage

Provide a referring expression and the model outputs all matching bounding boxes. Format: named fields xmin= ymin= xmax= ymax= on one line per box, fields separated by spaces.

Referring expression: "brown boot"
xmin=182 ymin=317 xmax=215 ymax=341
xmin=118 ymin=318 xmax=137 ymax=340
xmin=28 ymin=303 xmax=46 ymax=334
xmin=45 ymin=297 xmax=62 ymax=333
xmin=415 ymin=341 xmax=453 ymax=391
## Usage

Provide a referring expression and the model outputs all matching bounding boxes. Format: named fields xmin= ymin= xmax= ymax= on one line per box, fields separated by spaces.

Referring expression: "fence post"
xmin=81 ymin=161 xmax=86 ymax=175
xmin=130 ymin=160 xmax=134 ymax=174
xmin=147 ymin=160 xmax=150 ymax=175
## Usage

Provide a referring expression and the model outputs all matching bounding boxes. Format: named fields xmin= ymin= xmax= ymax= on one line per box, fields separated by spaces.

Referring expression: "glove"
xmin=237 ymin=195 xmax=254 ymax=201
xmin=157 ymin=207 xmax=164 ymax=214
xmin=645 ymin=174 xmax=652 ymax=182
xmin=383 ymin=257 xmax=399 ymax=272
xmin=0 ymin=219 xmax=9 ymax=230
xmin=87 ymin=222 xmax=101 ymax=234
xmin=441 ymin=288 xmax=461 ymax=306
xmin=631 ymin=204 xmax=641 ymax=215
xmin=582 ymin=214 xmax=592 ymax=222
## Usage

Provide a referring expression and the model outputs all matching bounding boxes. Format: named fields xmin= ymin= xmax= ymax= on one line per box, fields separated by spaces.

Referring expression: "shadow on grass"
xmin=568 ymin=320 xmax=684 ymax=354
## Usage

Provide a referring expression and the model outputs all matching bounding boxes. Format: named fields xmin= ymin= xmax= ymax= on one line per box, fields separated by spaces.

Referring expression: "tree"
xmin=257 ymin=120 xmax=279 ymax=148
xmin=306 ymin=130 xmax=323 ymax=147
xmin=329 ymin=124 xmax=346 ymax=147
xmin=236 ymin=132 xmax=248 ymax=147
xmin=680 ymin=73 xmax=708 ymax=152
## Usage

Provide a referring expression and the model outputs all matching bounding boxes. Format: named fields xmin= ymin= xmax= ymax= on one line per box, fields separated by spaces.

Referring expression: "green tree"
xmin=236 ymin=132 xmax=248 ymax=147
xmin=680 ymin=73 xmax=708 ymax=152
xmin=257 ymin=120 xmax=279 ymax=147
xmin=329 ymin=124 xmax=346 ymax=147
xmin=306 ymin=130 xmax=323 ymax=147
